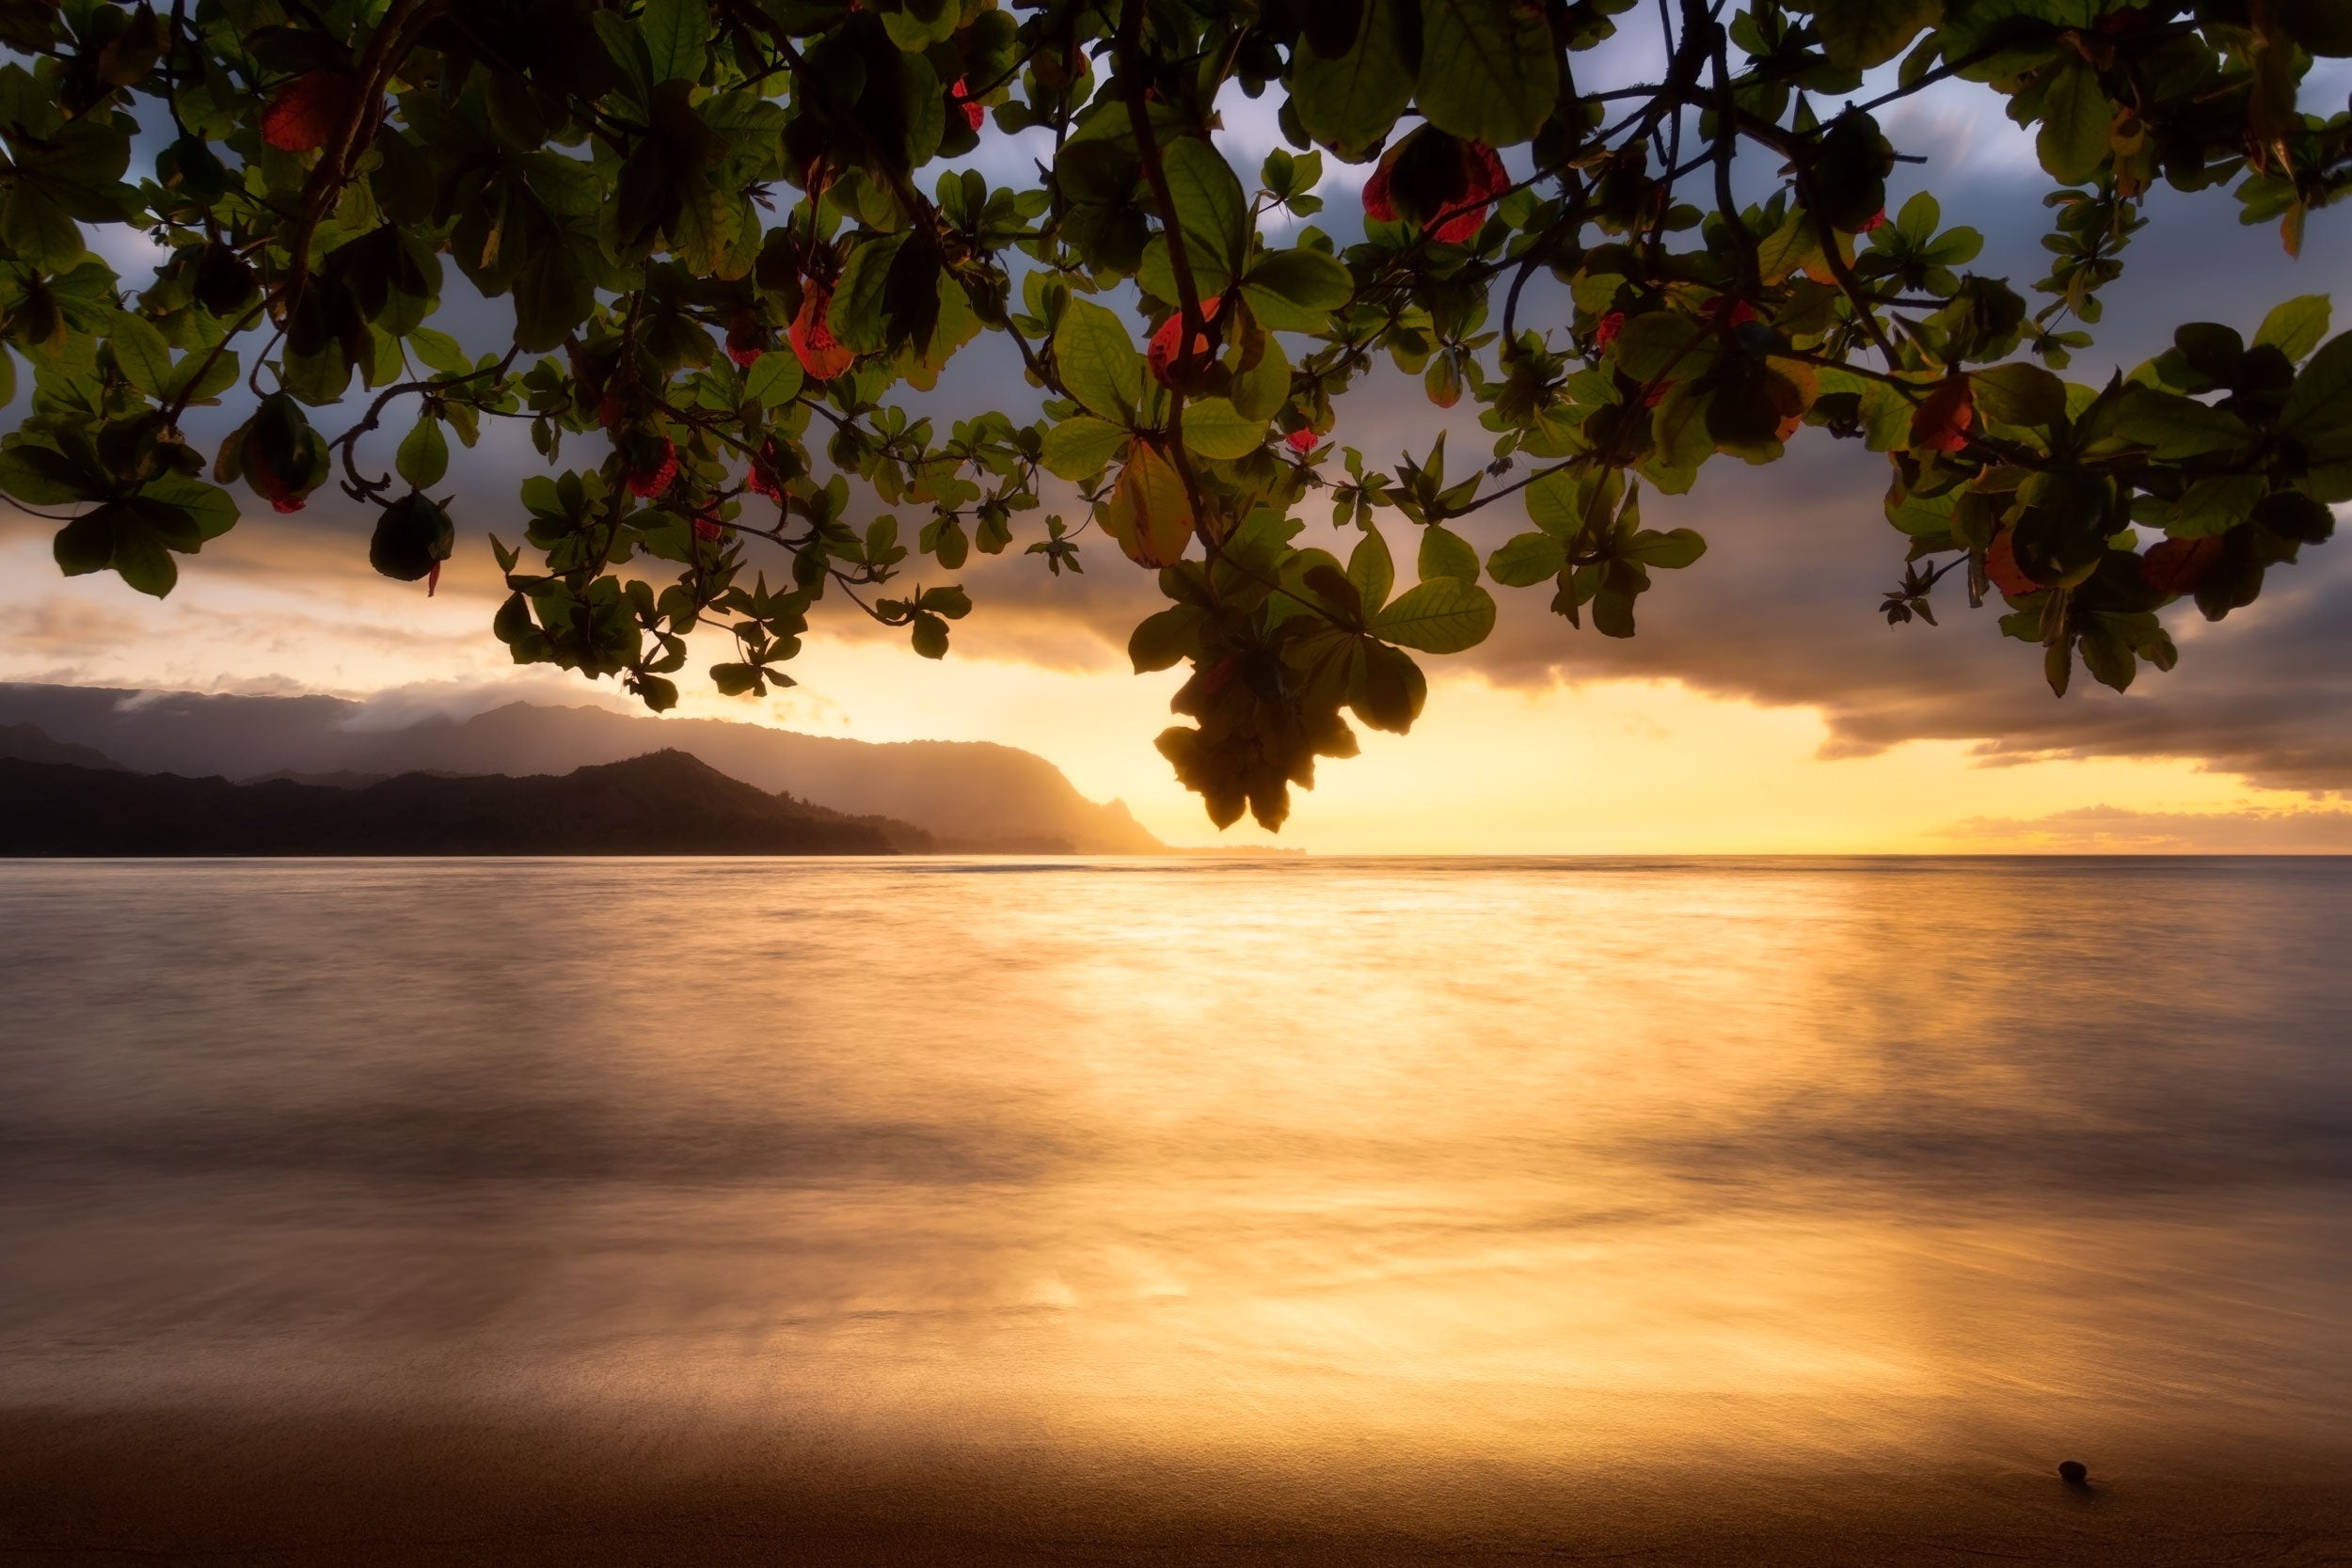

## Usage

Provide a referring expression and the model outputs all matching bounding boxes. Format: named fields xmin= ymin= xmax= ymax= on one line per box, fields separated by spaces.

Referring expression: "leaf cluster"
xmin=0 ymin=0 xmax=2346 ymax=827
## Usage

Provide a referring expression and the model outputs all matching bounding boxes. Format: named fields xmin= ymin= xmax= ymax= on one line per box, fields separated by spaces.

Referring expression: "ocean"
xmin=2 ymin=856 xmax=2347 ymax=1563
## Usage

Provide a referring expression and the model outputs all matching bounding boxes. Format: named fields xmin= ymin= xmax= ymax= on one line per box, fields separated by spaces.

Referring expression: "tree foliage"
xmin=2 ymin=0 xmax=2348 ymax=827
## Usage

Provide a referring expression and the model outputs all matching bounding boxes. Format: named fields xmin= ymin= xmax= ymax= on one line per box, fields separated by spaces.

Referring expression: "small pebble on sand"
xmin=2058 ymin=1461 xmax=2089 ymax=1485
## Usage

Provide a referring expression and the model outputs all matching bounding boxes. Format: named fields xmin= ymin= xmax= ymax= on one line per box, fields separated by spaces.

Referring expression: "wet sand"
xmin=4 ymin=1407 xmax=2346 ymax=1566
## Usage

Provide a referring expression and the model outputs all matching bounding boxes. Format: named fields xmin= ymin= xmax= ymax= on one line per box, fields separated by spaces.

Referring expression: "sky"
xmin=6 ymin=52 xmax=2352 ymax=854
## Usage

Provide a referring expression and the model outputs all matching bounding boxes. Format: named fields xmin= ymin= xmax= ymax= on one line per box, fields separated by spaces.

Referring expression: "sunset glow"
xmin=8 ymin=511 xmax=2342 ymax=853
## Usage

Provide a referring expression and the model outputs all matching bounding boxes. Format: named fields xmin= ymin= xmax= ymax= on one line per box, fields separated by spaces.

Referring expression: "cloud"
xmin=1938 ymin=802 xmax=2352 ymax=853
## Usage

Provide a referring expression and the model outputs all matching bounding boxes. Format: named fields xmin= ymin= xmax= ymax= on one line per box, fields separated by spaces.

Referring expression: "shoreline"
xmin=4 ymin=1407 xmax=2346 ymax=1567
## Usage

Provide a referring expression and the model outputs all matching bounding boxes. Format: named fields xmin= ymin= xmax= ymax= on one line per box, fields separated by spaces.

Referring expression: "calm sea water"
xmin=3 ymin=856 xmax=2348 ymax=1486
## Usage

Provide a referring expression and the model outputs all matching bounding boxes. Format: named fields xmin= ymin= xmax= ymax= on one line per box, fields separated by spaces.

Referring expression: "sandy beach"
xmin=5 ymin=1406 xmax=2348 ymax=1566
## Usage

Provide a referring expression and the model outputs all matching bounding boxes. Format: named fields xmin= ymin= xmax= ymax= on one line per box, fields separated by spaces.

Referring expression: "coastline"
xmin=4 ymin=1407 xmax=2346 ymax=1566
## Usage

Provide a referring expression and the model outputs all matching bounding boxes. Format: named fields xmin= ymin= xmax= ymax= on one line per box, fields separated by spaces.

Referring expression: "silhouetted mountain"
xmin=0 ymin=685 xmax=1164 ymax=853
xmin=237 ymin=769 xmax=409 ymax=788
xmin=0 ymin=723 xmax=126 ymax=771
xmin=0 ymin=752 xmax=931 ymax=857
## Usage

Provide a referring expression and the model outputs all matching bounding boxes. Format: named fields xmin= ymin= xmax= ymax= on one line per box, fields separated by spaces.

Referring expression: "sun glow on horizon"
xmin=6 ymin=513 xmax=2342 ymax=855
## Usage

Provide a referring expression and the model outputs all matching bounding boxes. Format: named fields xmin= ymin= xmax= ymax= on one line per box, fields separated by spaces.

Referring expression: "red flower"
xmin=1857 ymin=208 xmax=1887 ymax=234
xmin=692 ymin=508 xmax=725 ymax=543
xmin=1594 ymin=310 xmax=1625 ymax=350
xmin=1643 ymin=379 xmax=1674 ymax=408
xmin=1362 ymin=164 xmax=1396 ymax=225
xmin=1286 ymin=428 xmax=1317 ymax=454
xmin=950 ymin=76 xmax=985 ymax=133
xmin=260 ymin=71 xmax=358 ymax=153
xmin=746 ymin=450 xmax=785 ymax=500
xmin=1707 ymin=296 xmax=1758 ymax=327
xmin=724 ymin=312 xmax=767 ymax=368
xmin=790 ymin=285 xmax=854 ymax=382
xmin=1147 ymin=294 xmax=1222 ymax=387
xmin=626 ymin=437 xmax=677 ymax=499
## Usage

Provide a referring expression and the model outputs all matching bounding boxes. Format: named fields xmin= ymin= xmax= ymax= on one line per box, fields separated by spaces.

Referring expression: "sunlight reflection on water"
xmin=1 ymin=857 xmax=2346 ymax=1478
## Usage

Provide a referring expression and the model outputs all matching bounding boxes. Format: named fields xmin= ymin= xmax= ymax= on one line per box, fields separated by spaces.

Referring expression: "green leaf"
xmin=1486 ymin=531 xmax=1565 ymax=587
xmin=52 ymin=512 xmax=115 ymax=576
xmin=1130 ymin=603 xmax=1204 ymax=673
xmin=882 ymin=0 xmax=961 ymax=49
xmin=1373 ymin=575 xmax=1496 ymax=653
xmin=105 ymin=311 xmax=173 ymax=398
xmin=1970 ymin=361 xmax=2067 ymax=428
xmin=710 ymin=661 xmax=763 ymax=696
xmin=408 ymin=327 xmax=469 ymax=375
xmin=1592 ymin=576 xmax=1645 ymax=639
xmin=143 ymin=475 xmax=237 ymax=540
xmin=1621 ymin=528 xmax=1706 ymax=569
xmin=1348 ymin=640 xmax=1426 ymax=732
xmin=1181 ymin=397 xmax=1265 ymax=459
xmin=1229 ymin=328 xmax=1290 ymax=423
xmin=2111 ymin=386 xmax=2252 ymax=457
xmin=743 ymin=350 xmax=803 ymax=407
xmin=2166 ymin=474 xmax=2263 ymax=539
xmin=0 ymin=184 xmax=87 ymax=272
xmin=1416 ymin=0 xmax=1558 ymax=149
xmin=2281 ymin=330 xmax=2352 ymax=439
xmin=2079 ymin=625 xmax=2134 ymax=693
xmin=1158 ymin=137 xmax=1248 ymax=296
xmin=1348 ymin=526 xmax=1394 ymax=612
xmin=109 ymin=520 xmax=180 ymax=597
xmin=1291 ymin=0 xmax=1415 ymax=161
xmin=1887 ymin=484 xmax=1958 ymax=539
xmin=1041 ymin=414 xmax=1129 ymax=479
xmin=1240 ymin=248 xmax=1354 ymax=332
xmin=1808 ymin=0 xmax=1940 ymax=71
xmin=1891 ymin=191 xmax=1941 ymax=245
xmin=1526 ymin=466 xmax=1614 ymax=537
xmin=1098 ymin=441 xmax=1194 ymax=567
xmin=640 ymin=0 xmax=707 ymax=84
xmin=829 ymin=231 xmax=910 ymax=356
xmin=1755 ymin=212 xmax=1821 ymax=284
xmin=1418 ymin=524 xmax=1479 ymax=581
xmin=1612 ymin=311 xmax=1713 ymax=384
xmin=396 ymin=415 xmax=449 ymax=488
xmin=918 ymin=584 xmax=972 ymax=618
xmin=1054 ymin=298 xmax=1143 ymax=423
xmin=2035 ymin=58 xmax=2110 ymax=186
xmin=2255 ymin=295 xmax=2331 ymax=365
xmin=0 ymin=443 xmax=102 ymax=505
xmin=56 ymin=497 xmax=199 ymax=597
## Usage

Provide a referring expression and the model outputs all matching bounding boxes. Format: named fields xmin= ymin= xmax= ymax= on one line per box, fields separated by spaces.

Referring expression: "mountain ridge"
xmin=0 ymin=684 xmax=1165 ymax=854
xmin=0 ymin=721 xmax=128 ymax=771
xmin=0 ymin=751 xmax=930 ymax=857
